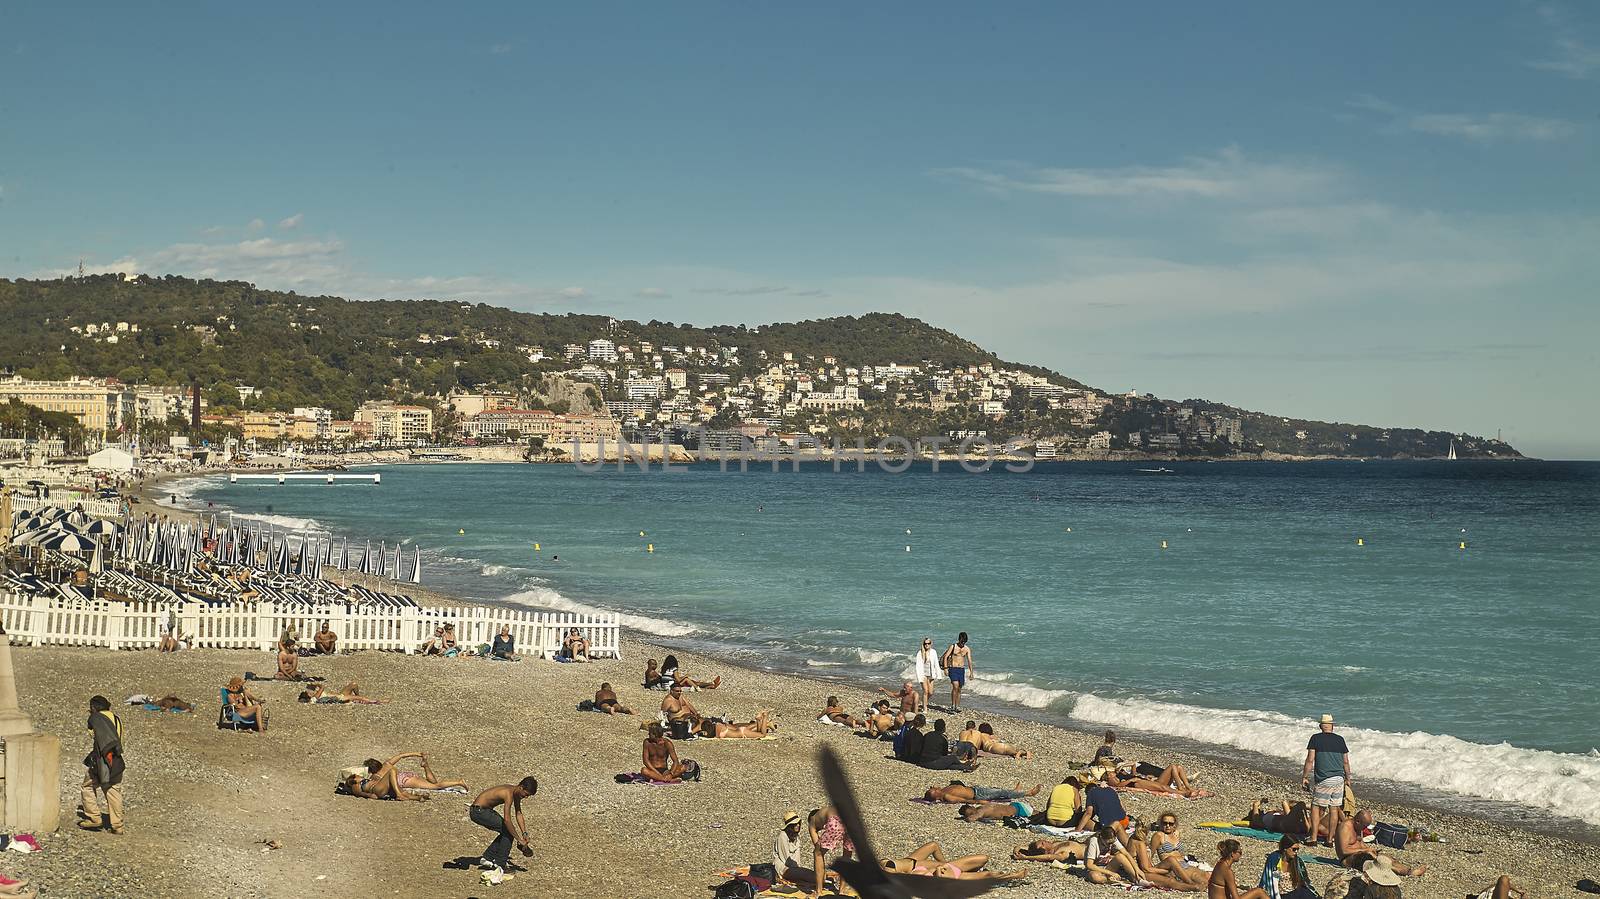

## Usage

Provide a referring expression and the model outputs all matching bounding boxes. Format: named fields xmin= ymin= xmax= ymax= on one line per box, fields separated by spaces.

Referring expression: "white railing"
xmin=8 ymin=495 xmax=122 ymax=518
xmin=0 ymin=591 xmax=621 ymax=659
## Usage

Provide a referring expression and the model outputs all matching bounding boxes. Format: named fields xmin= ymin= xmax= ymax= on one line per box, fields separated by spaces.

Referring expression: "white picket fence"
xmin=0 ymin=591 xmax=621 ymax=659
xmin=9 ymin=494 xmax=122 ymax=518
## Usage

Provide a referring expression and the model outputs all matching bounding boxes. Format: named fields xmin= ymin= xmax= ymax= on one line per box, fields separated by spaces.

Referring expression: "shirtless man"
xmin=470 ymin=778 xmax=536 ymax=872
xmin=641 ymin=723 xmax=685 ymax=783
xmin=942 ymin=632 xmax=974 ymax=712
xmin=1012 ymin=837 xmax=1088 ymax=865
xmin=923 ymin=781 xmax=1040 ymax=804
xmin=275 ymin=628 xmax=301 ymax=680
xmin=697 ymin=710 xmax=776 ymax=739
xmin=661 ymin=685 xmax=702 ymax=729
xmin=1336 ymin=810 xmax=1427 ymax=877
xmin=959 ymin=722 xmax=1033 ymax=759
xmin=864 ymin=699 xmax=901 ymax=737
xmin=958 ymin=798 xmax=1034 ymax=823
xmin=822 ymin=695 xmax=863 ymax=728
xmin=313 ymin=621 xmax=337 ymax=654
xmin=879 ymin=682 xmax=917 ymax=717
xmin=593 ymin=683 xmax=634 ymax=715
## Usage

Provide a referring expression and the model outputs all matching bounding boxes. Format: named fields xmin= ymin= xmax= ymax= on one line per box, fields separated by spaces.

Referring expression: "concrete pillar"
xmin=0 ymin=636 xmax=35 ymax=737
xmin=4 ymin=732 xmax=61 ymax=833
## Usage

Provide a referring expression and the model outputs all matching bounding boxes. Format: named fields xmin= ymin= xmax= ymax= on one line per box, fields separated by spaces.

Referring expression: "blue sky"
xmin=2 ymin=3 xmax=1596 ymax=457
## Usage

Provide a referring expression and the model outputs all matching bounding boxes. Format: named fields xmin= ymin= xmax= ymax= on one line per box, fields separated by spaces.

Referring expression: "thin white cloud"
xmin=931 ymin=148 xmax=1339 ymax=204
xmin=32 ymin=234 xmax=588 ymax=308
xmin=246 ymin=218 xmax=265 ymax=232
xmin=200 ymin=225 xmax=226 ymax=236
xmin=636 ymin=287 xmax=670 ymax=299
xmin=1348 ymin=95 xmax=1576 ymax=142
xmin=489 ymin=42 xmax=513 ymax=55
xmin=277 ymin=213 xmax=304 ymax=230
xmin=1530 ymin=4 xmax=1600 ymax=79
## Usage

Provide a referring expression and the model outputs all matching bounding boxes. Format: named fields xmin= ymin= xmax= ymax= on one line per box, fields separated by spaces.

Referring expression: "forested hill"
xmin=0 ymin=274 xmax=1519 ymax=459
xmin=0 ymin=275 xmax=1071 ymax=409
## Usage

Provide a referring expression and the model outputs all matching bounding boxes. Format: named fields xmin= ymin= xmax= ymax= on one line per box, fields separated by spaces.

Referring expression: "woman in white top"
xmin=913 ymin=637 xmax=942 ymax=714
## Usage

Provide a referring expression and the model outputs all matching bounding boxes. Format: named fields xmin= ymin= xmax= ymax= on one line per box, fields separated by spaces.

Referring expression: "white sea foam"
xmin=230 ymin=512 xmax=326 ymax=532
xmin=855 ymin=648 xmax=906 ymax=667
xmin=1341 ymin=666 xmax=1369 ymax=673
xmin=480 ymin=563 xmax=516 ymax=577
xmin=805 ymin=660 xmax=846 ymax=668
xmin=500 ymin=587 xmax=697 ymax=638
xmin=966 ymin=677 xmax=1073 ymax=710
xmin=1070 ymin=694 xmax=1600 ymax=825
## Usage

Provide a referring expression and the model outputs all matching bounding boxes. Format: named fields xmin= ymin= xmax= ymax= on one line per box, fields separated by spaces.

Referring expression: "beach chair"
xmin=217 ymin=687 xmax=261 ymax=732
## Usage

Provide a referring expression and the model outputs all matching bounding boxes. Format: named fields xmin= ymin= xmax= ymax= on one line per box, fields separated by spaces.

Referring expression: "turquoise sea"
xmin=173 ymin=460 xmax=1600 ymax=828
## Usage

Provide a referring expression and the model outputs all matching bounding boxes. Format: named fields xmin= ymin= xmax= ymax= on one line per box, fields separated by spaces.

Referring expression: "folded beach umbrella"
xmin=65 ymin=510 xmax=91 ymax=527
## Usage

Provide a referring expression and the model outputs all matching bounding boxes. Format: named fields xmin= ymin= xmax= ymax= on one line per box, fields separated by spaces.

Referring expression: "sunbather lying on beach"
xmin=299 ymin=682 xmax=383 ymax=705
xmin=924 ymin=781 xmax=1040 ymax=804
xmin=1246 ymin=798 xmax=1311 ymax=837
xmin=224 ymin=677 xmax=268 ymax=730
xmin=592 ymin=683 xmax=633 ymax=715
xmin=880 ymin=842 xmax=1025 ymax=882
xmin=958 ymin=799 xmax=1035 ymax=823
xmin=560 ymin=627 xmax=589 ymax=661
xmin=822 ymin=695 xmax=863 ymax=728
xmin=313 ymin=621 xmax=337 ymax=654
xmin=347 ymin=748 xmax=470 ymax=796
xmin=1104 ymin=765 xmax=1212 ymax=798
xmin=959 ymin=722 xmax=1034 ymax=759
xmin=695 ymin=710 xmax=776 ymax=739
xmin=643 ymin=658 xmax=669 ymax=689
xmin=641 ymin=723 xmax=685 ymax=783
xmin=1011 ymin=837 xmax=1088 ymax=864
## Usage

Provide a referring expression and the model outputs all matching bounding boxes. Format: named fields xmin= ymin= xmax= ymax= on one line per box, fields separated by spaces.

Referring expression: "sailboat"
xmin=1447 ymin=440 xmax=1457 ymax=461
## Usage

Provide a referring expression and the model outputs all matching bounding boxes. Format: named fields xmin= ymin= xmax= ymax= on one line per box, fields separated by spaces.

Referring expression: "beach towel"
xmin=816 ymin=714 xmax=852 ymax=727
xmin=140 ymin=703 xmax=189 ymax=713
xmin=909 ymin=797 xmax=938 ymax=805
xmin=1198 ymin=827 xmax=1342 ymax=867
xmin=1026 ymin=824 xmax=1093 ymax=839
xmin=615 ymin=773 xmax=687 ymax=786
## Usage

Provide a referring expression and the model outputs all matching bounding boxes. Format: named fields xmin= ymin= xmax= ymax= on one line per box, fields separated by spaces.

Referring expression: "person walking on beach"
xmin=1301 ymin=714 xmax=1350 ymax=847
xmin=942 ymin=632 xmax=973 ymax=712
xmin=913 ymin=637 xmax=941 ymax=713
xmin=79 ymin=695 xmax=126 ymax=834
xmin=469 ymin=777 xmax=536 ymax=873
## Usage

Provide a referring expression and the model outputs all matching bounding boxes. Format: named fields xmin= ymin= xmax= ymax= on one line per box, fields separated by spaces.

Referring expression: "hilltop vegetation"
xmin=0 ymin=274 xmax=1518 ymax=459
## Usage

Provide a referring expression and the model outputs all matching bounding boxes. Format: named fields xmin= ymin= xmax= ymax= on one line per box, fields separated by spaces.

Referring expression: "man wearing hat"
xmin=1301 ymin=713 xmax=1349 ymax=846
xmin=773 ymin=809 xmax=815 ymax=891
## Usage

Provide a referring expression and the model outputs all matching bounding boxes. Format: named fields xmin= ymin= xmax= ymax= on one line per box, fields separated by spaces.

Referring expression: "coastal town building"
xmin=355 ymin=402 xmax=435 ymax=442
xmin=0 ymin=375 xmax=134 ymax=435
xmin=462 ymin=408 xmax=555 ymax=439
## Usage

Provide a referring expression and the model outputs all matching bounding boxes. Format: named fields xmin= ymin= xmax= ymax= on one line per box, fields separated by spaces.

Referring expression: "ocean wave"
xmin=1070 ymin=694 xmax=1600 ymax=825
xmin=480 ymin=563 xmax=517 ymax=577
xmin=499 ymin=587 xmax=697 ymax=638
xmin=230 ymin=512 xmax=326 ymax=532
xmin=805 ymin=660 xmax=846 ymax=668
xmin=966 ymin=677 xmax=1073 ymax=710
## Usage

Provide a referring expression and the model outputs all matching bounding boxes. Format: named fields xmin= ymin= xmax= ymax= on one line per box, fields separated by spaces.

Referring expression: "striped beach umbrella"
xmin=36 ymin=531 xmax=95 ymax=552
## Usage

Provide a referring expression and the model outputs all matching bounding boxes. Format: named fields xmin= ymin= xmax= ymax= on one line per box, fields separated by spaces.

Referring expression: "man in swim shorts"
xmin=943 ymin=632 xmax=973 ymax=712
xmin=1302 ymin=714 xmax=1350 ymax=846
xmin=958 ymin=799 xmax=1032 ymax=823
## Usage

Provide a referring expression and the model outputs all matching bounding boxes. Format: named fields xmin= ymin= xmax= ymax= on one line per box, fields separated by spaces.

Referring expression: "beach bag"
xmin=576 ymin=699 xmax=595 ymax=712
xmin=1373 ymin=822 xmax=1408 ymax=849
xmin=680 ymin=759 xmax=702 ymax=782
xmin=669 ymin=719 xmax=692 ymax=741
xmin=713 ymin=879 xmax=756 ymax=899
xmin=747 ymin=863 xmax=777 ymax=884
xmin=1342 ymin=784 xmax=1358 ymax=815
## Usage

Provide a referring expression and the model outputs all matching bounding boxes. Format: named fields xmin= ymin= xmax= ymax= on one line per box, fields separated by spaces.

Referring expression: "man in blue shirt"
xmin=1076 ymin=771 xmax=1129 ymax=838
xmin=1301 ymin=714 xmax=1350 ymax=847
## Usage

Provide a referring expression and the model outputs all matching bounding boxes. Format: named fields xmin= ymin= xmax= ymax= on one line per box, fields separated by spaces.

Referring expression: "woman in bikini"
xmin=1129 ymin=821 xmax=1204 ymax=891
xmin=348 ymin=752 xmax=466 ymax=799
xmin=1107 ymin=766 xmax=1213 ymax=798
xmin=1011 ymin=837 xmax=1087 ymax=865
xmin=1151 ymin=812 xmax=1210 ymax=889
xmin=880 ymin=843 xmax=1026 ymax=882
xmin=696 ymin=710 xmax=776 ymax=739
xmin=299 ymin=682 xmax=384 ymax=705
xmin=1208 ymin=839 xmax=1269 ymax=899
xmin=224 ymin=677 xmax=268 ymax=730
xmin=822 ymin=695 xmax=863 ymax=728
xmin=972 ymin=723 xmax=1033 ymax=759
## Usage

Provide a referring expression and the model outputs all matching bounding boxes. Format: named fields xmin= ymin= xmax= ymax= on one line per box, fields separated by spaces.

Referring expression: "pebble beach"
xmin=8 ymin=636 xmax=1599 ymax=898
